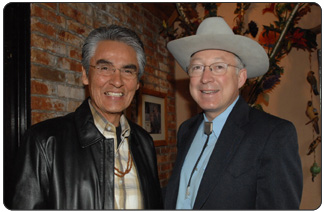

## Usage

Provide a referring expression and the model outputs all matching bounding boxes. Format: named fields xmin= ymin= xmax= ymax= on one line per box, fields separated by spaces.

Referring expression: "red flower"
xmin=262 ymin=3 xmax=275 ymax=14
xmin=289 ymin=28 xmax=307 ymax=48
xmin=258 ymin=30 xmax=280 ymax=48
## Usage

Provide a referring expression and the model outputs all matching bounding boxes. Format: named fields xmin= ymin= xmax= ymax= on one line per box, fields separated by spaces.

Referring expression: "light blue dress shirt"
xmin=176 ymin=97 xmax=239 ymax=209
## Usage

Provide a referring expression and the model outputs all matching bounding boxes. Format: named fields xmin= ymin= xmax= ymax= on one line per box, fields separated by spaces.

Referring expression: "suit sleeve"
xmin=11 ymin=129 xmax=50 ymax=209
xmin=255 ymin=121 xmax=303 ymax=209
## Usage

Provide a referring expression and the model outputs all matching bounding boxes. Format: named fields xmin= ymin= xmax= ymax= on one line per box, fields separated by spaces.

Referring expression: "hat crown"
xmin=197 ymin=17 xmax=234 ymax=35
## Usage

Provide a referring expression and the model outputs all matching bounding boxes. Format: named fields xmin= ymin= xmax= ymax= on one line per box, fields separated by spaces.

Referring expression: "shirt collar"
xmin=88 ymin=99 xmax=130 ymax=139
xmin=203 ymin=96 xmax=239 ymax=138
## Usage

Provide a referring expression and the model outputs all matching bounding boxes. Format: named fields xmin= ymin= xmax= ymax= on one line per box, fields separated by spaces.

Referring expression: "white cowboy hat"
xmin=167 ymin=17 xmax=269 ymax=78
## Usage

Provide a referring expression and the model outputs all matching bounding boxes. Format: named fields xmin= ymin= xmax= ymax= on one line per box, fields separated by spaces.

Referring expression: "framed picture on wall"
xmin=138 ymin=89 xmax=167 ymax=146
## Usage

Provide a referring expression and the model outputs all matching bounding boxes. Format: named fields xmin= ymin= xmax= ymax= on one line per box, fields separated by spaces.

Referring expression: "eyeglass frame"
xmin=186 ymin=62 xmax=242 ymax=77
xmin=89 ymin=62 xmax=139 ymax=80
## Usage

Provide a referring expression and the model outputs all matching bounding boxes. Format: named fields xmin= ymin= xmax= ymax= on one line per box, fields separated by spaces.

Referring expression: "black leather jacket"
xmin=10 ymin=99 xmax=163 ymax=209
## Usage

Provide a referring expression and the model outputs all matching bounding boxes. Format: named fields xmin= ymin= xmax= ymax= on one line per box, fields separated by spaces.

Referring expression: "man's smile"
xmin=201 ymin=90 xmax=219 ymax=94
xmin=104 ymin=91 xmax=124 ymax=97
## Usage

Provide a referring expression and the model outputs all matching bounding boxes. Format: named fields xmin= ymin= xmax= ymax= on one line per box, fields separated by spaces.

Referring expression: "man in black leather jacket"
xmin=10 ymin=25 xmax=163 ymax=209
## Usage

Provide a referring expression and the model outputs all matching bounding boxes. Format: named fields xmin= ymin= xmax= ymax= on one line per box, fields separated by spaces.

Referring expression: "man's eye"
xmin=192 ymin=65 xmax=202 ymax=71
xmin=213 ymin=64 xmax=226 ymax=70
xmin=100 ymin=66 xmax=109 ymax=71
xmin=124 ymin=69 xmax=134 ymax=74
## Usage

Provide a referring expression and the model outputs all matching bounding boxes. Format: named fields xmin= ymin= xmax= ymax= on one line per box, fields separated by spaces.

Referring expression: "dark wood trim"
xmin=3 ymin=3 xmax=31 ymax=208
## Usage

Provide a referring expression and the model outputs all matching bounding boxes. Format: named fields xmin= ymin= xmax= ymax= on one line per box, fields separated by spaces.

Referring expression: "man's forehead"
xmin=191 ymin=49 xmax=236 ymax=57
xmin=190 ymin=49 xmax=236 ymax=62
xmin=95 ymin=59 xmax=112 ymax=64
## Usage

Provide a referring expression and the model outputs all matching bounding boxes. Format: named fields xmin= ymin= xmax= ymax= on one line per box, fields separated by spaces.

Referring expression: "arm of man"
xmin=255 ymin=121 xmax=303 ymax=209
xmin=11 ymin=129 xmax=50 ymax=209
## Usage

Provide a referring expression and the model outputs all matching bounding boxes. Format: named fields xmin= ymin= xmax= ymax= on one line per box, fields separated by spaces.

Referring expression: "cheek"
xmin=189 ymin=80 xmax=199 ymax=99
xmin=126 ymin=82 xmax=139 ymax=98
xmin=88 ymin=75 xmax=107 ymax=89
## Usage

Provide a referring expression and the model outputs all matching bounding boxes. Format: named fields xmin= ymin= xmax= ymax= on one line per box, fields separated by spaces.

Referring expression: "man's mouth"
xmin=104 ymin=92 xmax=124 ymax=97
xmin=201 ymin=90 xmax=218 ymax=94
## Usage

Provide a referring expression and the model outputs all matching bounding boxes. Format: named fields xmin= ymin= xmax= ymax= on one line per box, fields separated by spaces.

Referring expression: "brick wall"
xmin=30 ymin=2 xmax=176 ymax=187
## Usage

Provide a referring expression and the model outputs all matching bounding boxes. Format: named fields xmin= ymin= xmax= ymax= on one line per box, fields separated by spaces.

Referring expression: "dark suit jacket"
xmin=164 ymin=96 xmax=303 ymax=209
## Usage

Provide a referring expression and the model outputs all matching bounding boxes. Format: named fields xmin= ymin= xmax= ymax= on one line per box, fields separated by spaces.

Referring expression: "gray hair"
xmin=81 ymin=25 xmax=146 ymax=79
xmin=234 ymin=54 xmax=245 ymax=74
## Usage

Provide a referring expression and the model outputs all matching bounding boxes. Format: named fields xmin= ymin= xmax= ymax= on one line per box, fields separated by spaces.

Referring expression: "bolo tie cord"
xmin=186 ymin=123 xmax=212 ymax=197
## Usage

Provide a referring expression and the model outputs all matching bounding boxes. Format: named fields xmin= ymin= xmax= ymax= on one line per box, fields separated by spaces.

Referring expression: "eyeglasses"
xmin=89 ymin=63 xmax=138 ymax=80
xmin=187 ymin=62 xmax=240 ymax=77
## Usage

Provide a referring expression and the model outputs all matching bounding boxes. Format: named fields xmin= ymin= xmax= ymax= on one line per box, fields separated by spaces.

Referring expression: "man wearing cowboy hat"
xmin=164 ymin=17 xmax=302 ymax=209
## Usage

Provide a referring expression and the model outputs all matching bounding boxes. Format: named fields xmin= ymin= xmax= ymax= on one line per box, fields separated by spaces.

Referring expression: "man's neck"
xmin=89 ymin=100 xmax=122 ymax=127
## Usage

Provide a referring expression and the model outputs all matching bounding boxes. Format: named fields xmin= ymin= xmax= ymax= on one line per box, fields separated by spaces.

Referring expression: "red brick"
xmin=66 ymin=72 xmax=83 ymax=86
xmin=46 ymin=10 xmax=65 ymax=28
xmin=31 ymin=80 xmax=49 ymax=95
xmin=31 ymin=64 xmax=66 ymax=82
xmin=71 ymin=3 xmax=93 ymax=16
xmin=40 ymin=2 xmax=57 ymax=10
xmin=31 ymin=34 xmax=66 ymax=56
xmin=31 ymin=4 xmax=47 ymax=18
xmin=144 ymin=66 xmax=155 ymax=75
xmin=130 ymin=10 xmax=144 ymax=24
xmin=67 ymin=100 xmax=83 ymax=112
xmin=68 ymin=46 xmax=82 ymax=60
xmin=31 ymin=96 xmax=65 ymax=111
xmin=31 ymin=48 xmax=56 ymax=66
xmin=66 ymin=20 xmax=87 ymax=37
xmin=126 ymin=3 xmax=141 ymax=12
xmin=156 ymin=154 xmax=168 ymax=164
xmin=161 ymin=163 xmax=172 ymax=171
xmin=143 ymin=27 xmax=153 ymax=38
xmin=59 ymin=3 xmax=85 ymax=25
xmin=58 ymin=30 xmax=83 ymax=47
xmin=143 ymin=9 xmax=153 ymax=22
xmin=109 ymin=7 xmax=127 ymax=23
xmin=57 ymin=57 xmax=82 ymax=72
xmin=31 ymin=19 xmax=56 ymax=38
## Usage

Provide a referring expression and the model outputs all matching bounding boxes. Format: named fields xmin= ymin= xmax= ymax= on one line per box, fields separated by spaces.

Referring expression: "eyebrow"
xmin=123 ymin=64 xmax=137 ymax=70
xmin=95 ymin=59 xmax=113 ymax=65
xmin=96 ymin=59 xmax=137 ymax=70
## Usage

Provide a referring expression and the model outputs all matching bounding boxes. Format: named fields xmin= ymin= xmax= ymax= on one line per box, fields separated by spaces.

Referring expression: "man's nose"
xmin=109 ymin=69 xmax=124 ymax=87
xmin=200 ymin=67 xmax=214 ymax=84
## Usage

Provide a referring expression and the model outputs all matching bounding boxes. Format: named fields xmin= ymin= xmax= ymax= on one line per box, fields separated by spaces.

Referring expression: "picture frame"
xmin=138 ymin=89 xmax=167 ymax=146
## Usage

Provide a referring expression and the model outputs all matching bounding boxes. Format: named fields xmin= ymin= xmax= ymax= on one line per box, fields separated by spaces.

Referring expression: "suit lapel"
xmin=177 ymin=114 xmax=204 ymax=167
xmin=164 ymin=113 xmax=204 ymax=208
xmin=193 ymin=97 xmax=249 ymax=209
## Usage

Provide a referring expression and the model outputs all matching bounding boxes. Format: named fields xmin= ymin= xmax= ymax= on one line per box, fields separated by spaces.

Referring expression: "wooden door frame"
xmin=3 ymin=3 xmax=31 ymax=207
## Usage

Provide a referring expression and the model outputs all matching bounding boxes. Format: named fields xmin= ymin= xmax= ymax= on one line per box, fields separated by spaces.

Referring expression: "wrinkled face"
xmin=189 ymin=49 xmax=247 ymax=121
xmin=82 ymin=40 xmax=139 ymax=124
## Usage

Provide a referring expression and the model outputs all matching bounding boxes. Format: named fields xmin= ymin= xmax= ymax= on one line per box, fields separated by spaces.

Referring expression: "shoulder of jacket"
xmin=24 ymin=112 xmax=76 ymax=147
xmin=29 ymin=112 xmax=75 ymax=132
xmin=179 ymin=113 xmax=203 ymax=130
xmin=248 ymin=106 xmax=295 ymax=130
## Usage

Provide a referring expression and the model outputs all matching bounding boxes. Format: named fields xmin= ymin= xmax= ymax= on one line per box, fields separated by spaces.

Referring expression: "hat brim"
xmin=167 ymin=34 xmax=269 ymax=78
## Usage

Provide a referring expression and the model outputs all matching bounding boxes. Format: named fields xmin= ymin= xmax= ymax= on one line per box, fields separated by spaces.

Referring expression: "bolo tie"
xmin=186 ymin=121 xmax=213 ymax=198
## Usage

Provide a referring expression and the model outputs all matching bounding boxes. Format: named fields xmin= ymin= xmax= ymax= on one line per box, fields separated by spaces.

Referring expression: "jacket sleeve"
xmin=255 ymin=121 xmax=303 ymax=209
xmin=11 ymin=129 xmax=51 ymax=209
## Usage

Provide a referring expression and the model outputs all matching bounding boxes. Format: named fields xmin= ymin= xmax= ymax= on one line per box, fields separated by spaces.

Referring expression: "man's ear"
xmin=136 ymin=80 xmax=140 ymax=90
xmin=82 ymin=67 xmax=89 ymax=86
xmin=238 ymin=68 xmax=247 ymax=89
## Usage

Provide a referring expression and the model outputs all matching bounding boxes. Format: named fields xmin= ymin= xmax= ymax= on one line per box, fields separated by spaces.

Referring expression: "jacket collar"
xmin=74 ymin=98 xmax=104 ymax=148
